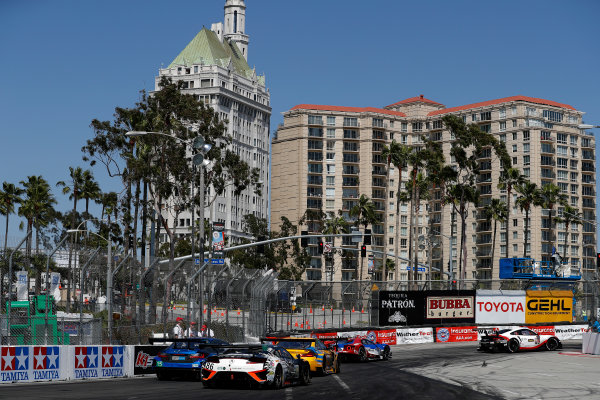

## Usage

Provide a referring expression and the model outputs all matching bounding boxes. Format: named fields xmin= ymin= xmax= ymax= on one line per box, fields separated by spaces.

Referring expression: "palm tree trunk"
xmin=523 ymin=208 xmax=529 ymax=258
xmin=394 ymin=177 xmax=402 ymax=282
xmin=4 ymin=214 xmax=8 ymax=253
xmin=131 ymin=179 xmax=141 ymax=325
xmin=563 ymin=222 xmax=569 ymax=261
xmin=139 ymin=180 xmax=148 ymax=325
xmin=491 ymin=220 xmax=497 ymax=282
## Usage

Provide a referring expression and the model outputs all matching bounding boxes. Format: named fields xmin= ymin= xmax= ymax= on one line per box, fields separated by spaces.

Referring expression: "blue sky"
xmin=0 ymin=0 xmax=599 ymax=243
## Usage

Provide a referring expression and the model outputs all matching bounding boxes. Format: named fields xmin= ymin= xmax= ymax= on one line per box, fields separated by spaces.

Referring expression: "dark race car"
xmin=201 ymin=344 xmax=311 ymax=389
xmin=152 ymin=337 xmax=229 ymax=380
xmin=478 ymin=327 xmax=562 ymax=353
xmin=332 ymin=336 xmax=391 ymax=362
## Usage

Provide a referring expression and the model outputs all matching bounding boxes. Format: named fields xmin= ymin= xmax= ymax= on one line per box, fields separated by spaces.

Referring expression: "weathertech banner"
xmin=395 ymin=328 xmax=434 ymax=344
xmin=525 ymin=290 xmax=573 ymax=324
xmin=435 ymin=326 xmax=478 ymax=343
xmin=553 ymin=325 xmax=588 ymax=340
xmin=426 ymin=290 xmax=476 ymax=324
xmin=475 ymin=290 xmax=526 ymax=324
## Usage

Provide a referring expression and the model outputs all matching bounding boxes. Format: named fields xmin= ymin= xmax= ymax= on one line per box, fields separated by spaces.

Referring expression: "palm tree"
xmin=556 ymin=205 xmax=581 ymax=260
xmin=0 ymin=182 xmax=23 ymax=253
xmin=350 ymin=194 xmax=378 ymax=282
xmin=406 ymin=148 xmax=427 ymax=284
xmin=484 ymin=199 xmax=507 ymax=280
xmin=322 ymin=212 xmax=349 ymax=281
xmin=381 ymin=141 xmax=412 ymax=281
xmin=539 ymin=183 xmax=567 ymax=256
xmin=515 ymin=181 xmax=542 ymax=258
xmin=18 ymin=176 xmax=56 ymax=294
xmin=80 ymin=170 xmax=101 ymax=218
xmin=498 ymin=168 xmax=525 ymax=258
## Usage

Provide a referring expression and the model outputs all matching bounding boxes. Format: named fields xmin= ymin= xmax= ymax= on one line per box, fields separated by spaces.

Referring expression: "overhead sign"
xmin=525 ymin=290 xmax=573 ymax=324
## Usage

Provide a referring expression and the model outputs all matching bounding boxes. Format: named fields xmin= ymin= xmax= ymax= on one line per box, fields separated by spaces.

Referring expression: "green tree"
xmin=382 ymin=141 xmax=411 ymax=281
xmin=484 ymin=198 xmax=507 ymax=279
xmin=515 ymin=181 xmax=542 ymax=258
xmin=0 ymin=182 xmax=23 ymax=253
xmin=322 ymin=211 xmax=349 ymax=281
xmin=349 ymin=194 xmax=379 ymax=281
xmin=441 ymin=115 xmax=511 ymax=285
xmin=556 ymin=205 xmax=581 ymax=260
xmin=18 ymin=175 xmax=57 ymax=294
xmin=539 ymin=183 xmax=567 ymax=256
xmin=498 ymin=167 xmax=525 ymax=258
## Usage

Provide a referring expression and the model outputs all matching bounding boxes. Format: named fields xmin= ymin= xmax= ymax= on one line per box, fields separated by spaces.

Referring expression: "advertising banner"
xmin=366 ymin=329 xmax=396 ymax=345
xmin=100 ymin=346 xmax=125 ymax=378
xmin=553 ymin=325 xmax=589 ymax=340
xmin=435 ymin=326 xmax=478 ymax=343
xmin=133 ymin=345 xmax=166 ymax=375
xmin=395 ymin=328 xmax=434 ymax=344
xmin=475 ymin=290 xmax=526 ymax=324
xmin=16 ymin=271 xmax=28 ymax=301
xmin=525 ymin=290 xmax=573 ymax=324
xmin=337 ymin=331 xmax=367 ymax=339
xmin=1 ymin=346 xmax=66 ymax=384
xmin=311 ymin=332 xmax=339 ymax=340
xmin=378 ymin=291 xmax=425 ymax=326
xmin=425 ymin=290 xmax=476 ymax=324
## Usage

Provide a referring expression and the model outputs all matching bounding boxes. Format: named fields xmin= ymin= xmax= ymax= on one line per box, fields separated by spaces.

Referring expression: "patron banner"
xmin=475 ymin=290 xmax=526 ymax=324
xmin=525 ymin=290 xmax=573 ymax=324
xmin=378 ymin=291 xmax=425 ymax=326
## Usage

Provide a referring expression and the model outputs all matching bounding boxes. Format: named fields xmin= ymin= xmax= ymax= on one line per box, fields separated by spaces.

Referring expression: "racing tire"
xmin=546 ymin=337 xmax=559 ymax=351
xmin=202 ymin=380 xmax=215 ymax=389
xmin=156 ymin=371 xmax=170 ymax=381
xmin=271 ymin=366 xmax=283 ymax=390
xmin=507 ymin=338 xmax=520 ymax=353
xmin=300 ymin=363 xmax=311 ymax=386
xmin=358 ymin=347 xmax=367 ymax=362
xmin=382 ymin=347 xmax=391 ymax=361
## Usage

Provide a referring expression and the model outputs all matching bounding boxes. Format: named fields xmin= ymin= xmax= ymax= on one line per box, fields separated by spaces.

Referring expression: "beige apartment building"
xmin=271 ymin=95 xmax=596 ymax=282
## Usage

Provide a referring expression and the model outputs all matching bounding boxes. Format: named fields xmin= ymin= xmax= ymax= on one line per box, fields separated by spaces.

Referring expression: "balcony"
xmin=540 ymin=135 xmax=555 ymax=142
xmin=476 ymin=249 xmax=492 ymax=257
xmin=476 ymin=223 xmax=492 ymax=233
xmin=343 ymin=154 xmax=359 ymax=163
xmin=372 ymin=178 xmax=385 ymax=187
xmin=343 ymin=143 xmax=359 ymax=152
xmin=307 ymin=176 xmax=323 ymax=186
xmin=343 ymin=166 xmax=359 ymax=175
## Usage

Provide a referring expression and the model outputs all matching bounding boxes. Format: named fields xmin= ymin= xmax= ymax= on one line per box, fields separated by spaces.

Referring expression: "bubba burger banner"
xmin=425 ymin=290 xmax=476 ymax=324
xmin=475 ymin=290 xmax=526 ymax=324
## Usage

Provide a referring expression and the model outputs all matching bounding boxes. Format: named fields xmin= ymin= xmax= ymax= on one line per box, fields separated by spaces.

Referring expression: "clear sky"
xmin=0 ymin=0 xmax=599 ymax=243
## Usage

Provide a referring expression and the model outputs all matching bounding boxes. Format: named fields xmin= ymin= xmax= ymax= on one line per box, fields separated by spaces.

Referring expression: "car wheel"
xmin=382 ymin=347 xmax=391 ymax=361
xmin=202 ymin=380 xmax=215 ymax=389
xmin=507 ymin=338 xmax=520 ymax=353
xmin=546 ymin=337 xmax=559 ymax=351
xmin=358 ymin=347 xmax=367 ymax=362
xmin=272 ymin=366 xmax=283 ymax=389
xmin=300 ymin=363 xmax=311 ymax=385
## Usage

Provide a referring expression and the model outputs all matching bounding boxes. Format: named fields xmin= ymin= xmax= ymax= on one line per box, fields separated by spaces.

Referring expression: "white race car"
xmin=201 ymin=344 xmax=311 ymax=389
xmin=478 ymin=327 xmax=562 ymax=353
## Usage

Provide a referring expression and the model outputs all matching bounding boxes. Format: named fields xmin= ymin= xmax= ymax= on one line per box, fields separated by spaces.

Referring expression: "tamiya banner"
xmin=378 ymin=291 xmax=425 ymax=326
xmin=435 ymin=326 xmax=478 ymax=343
xmin=74 ymin=346 xmax=99 ymax=379
xmin=1 ymin=346 xmax=66 ymax=384
xmin=101 ymin=346 xmax=125 ymax=377
xmin=426 ymin=290 xmax=476 ymax=324
xmin=475 ymin=290 xmax=526 ymax=324
xmin=525 ymin=290 xmax=573 ymax=324
xmin=395 ymin=328 xmax=434 ymax=344
xmin=133 ymin=345 xmax=166 ymax=375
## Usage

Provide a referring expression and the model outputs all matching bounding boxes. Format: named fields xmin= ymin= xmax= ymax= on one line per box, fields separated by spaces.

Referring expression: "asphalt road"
xmin=0 ymin=341 xmax=595 ymax=400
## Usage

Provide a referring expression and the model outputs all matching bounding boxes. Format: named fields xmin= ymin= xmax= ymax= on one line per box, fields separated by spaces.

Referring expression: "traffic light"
xmin=361 ymin=245 xmax=366 ymax=257
xmin=597 ymin=253 xmax=600 ymax=270
xmin=318 ymin=241 xmax=324 ymax=254
xmin=301 ymin=231 xmax=308 ymax=248
xmin=364 ymin=229 xmax=371 ymax=245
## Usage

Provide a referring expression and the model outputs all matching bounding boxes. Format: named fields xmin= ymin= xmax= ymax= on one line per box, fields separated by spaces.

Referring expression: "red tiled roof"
xmin=428 ymin=95 xmax=576 ymax=116
xmin=386 ymin=94 xmax=443 ymax=108
xmin=290 ymin=104 xmax=407 ymax=117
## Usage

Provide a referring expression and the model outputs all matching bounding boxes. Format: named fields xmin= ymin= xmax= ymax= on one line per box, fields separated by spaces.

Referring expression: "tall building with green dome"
xmin=155 ymin=0 xmax=270 ymax=247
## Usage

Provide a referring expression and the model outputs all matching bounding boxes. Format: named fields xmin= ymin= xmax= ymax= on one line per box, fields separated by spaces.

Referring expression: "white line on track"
xmin=285 ymin=387 xmax=292 ymax=400
xmin=333 ymin=374 xmax=352 ymax=393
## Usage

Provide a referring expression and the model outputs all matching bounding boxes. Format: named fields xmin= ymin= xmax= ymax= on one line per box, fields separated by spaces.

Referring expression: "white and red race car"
xmin=478 ymin=327 xmax=562 ymax=353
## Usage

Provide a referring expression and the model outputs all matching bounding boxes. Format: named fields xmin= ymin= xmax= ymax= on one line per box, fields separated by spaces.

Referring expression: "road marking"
xmin=285 ymin=387 xmax=292 ymax=400
xmin=333 ymin=374 xmax=352 ymax=393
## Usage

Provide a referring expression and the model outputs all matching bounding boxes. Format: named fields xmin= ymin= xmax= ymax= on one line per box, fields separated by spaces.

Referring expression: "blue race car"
xmin=332 ymin=336 xmax=391 ymax=362
xmin=153 ymin=338 xmax=229 ymax=380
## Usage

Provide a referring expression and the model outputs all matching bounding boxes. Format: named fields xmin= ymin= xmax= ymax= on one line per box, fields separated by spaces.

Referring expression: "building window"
xmin=326 ymin=199 xmax=334 ymax=209
xmin=373 ymin=118 xmax=384 ymax=128
xmin=499 ymin=108 xmax=506 ymax=119
xmin=523 ymin=155 xmax=530 ymax=165
xmin=412 ymin=122 xmax=423 ymax=132
xmin=327 ymin=128 xmax=335 ymax=138
xmin=343 ymin=117 xmax=358 ymax=127
xmin=326 ymin=176 xmax=335 ymax=186
xmin=327 ymin=116 xmax=336 ymax=126
xmin=401 ymin=123 xmax=408 ymax=132
xmin=326 ymin=152 xmax=335 ymax=161
xmin=308 ymin=115 xmax=323 ymax=125
xmin=512 ymin=144 xmax=518 ymax=152
xmin=499 ymin=121 xmax=506 ymax=132
xmin=543 ymin=110 xmax=563 ymax=122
